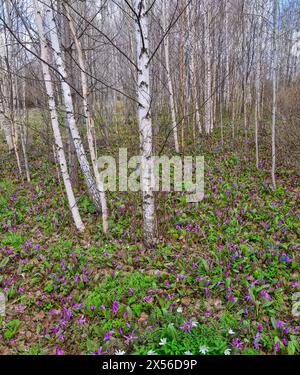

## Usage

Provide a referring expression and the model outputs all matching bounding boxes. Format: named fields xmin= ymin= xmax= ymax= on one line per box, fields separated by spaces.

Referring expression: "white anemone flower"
xmin=228 ymin=328 xmax=235 ymax=335
xmin=115 ymin=350 xmax=126 ymax=355
xmin=199 ymin=345 xmax=209 ymax=355
xmin=147 ymin=350 xmax=157 ymax=355
xmin=184 ymin=351 xmax=193 ymax=355
xmin=224 ymin=348 xmax=231 ymax=355
xmin=159 ymin=338 xmax=167 ymax=346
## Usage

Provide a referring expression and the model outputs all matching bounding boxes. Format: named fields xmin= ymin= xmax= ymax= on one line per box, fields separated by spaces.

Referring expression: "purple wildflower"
xmin=77 ymin=315 xmax=86 ymax=324
xmin=56 ymin=348 xmax=63 ymax=355
xmin=231 ymin=338 xmax=244 ymax=349
xmin=112 ymin=300 xmax=118 ymax=315
xmin=273 ymin=342 xmax=280 ymax=352
xmin=103 ymin=329 xmax=114 ymax=341
xmin=93 ymin=347 xmax=106 ymax=355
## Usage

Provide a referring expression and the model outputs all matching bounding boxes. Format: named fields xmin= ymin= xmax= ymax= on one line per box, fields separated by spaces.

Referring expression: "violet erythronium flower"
xmin=52 ymin=326 xmax=60 ymax=334
xmin=112 ymin=300 xmax=118 ymax=315
xmin=77 ymin=315 xmax=86 ymax=325
xmin=253 ymin=333 xmax=262 ymax=350
xmin=17 ymin=304 xmax=26 ymax=312
xmin=56 ymin=348 xmax=63 ymax=355
xmin=62 ymin=307 xmax=72 ymax=319
xmin=273 ymin=342 xmax=280 ymax=352
xmin=92 ymin=347 xmax=106 ymax=355
xmin=231 ymin=338 xmax=243 ymax=349
xmin=257 ymin=324 xmax=263 ymax=333
xmin=260 ymin=290 xmax=272 ymax=300
xmin=103 ymin=329 xmax=114 ymax=341
xmin=179 ymin=319 xmax=198 ymax=333
xmin=276 ymin=320 xmax=285 ymax=328
xmin=291 ymin=281 xmax=298 ymax=288
xmin=118 ymin=204 xmax=125 ymax=215
xmin=123 ymin=331 xmax=138 ymax=345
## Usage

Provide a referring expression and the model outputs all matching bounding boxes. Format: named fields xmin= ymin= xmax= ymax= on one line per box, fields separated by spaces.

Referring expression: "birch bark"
xmin=34 ymin=0 xmax=85 ymax=232
xmin=162 ymin=0 xmax=179 ymax=153
xmin=65 ymin=2 xmax=108 ymax=233
xmin=133 ymin=0 xmax=156 ymax=246
xmin=44 ymin=0 xmax=103 ymax=213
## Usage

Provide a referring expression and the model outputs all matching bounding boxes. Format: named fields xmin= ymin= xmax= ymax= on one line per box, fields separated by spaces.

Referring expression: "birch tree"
xmin=271 ymin=0 xmax=277 ymax=189
xmin=44 ymin=0 xmax=105 ymax=216
xmin=33 ymin=0 xmax=85 ymax=232
xmin=132 ymin=0 xmax=156 ymax=246
xmin=203 ymin=1 xmax=213 ymax=134
xmin=64 ymin=1 xmax=108 ymax=233
xmin=162 ymin=0 xmax=180 ymax=153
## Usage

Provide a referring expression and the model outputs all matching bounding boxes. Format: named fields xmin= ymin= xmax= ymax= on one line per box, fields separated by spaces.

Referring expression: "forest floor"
xmin=0 ymin=136 xmax=299 ymax=355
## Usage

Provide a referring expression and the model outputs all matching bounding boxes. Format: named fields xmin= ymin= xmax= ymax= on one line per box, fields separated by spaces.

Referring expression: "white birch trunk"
xmin=271 ymin=0 xmax=277 ymax=189
xmin=20 ymin=80 xmax=30 ymax=182
xmin=133 ymin=0 xmax=156 ymax=246
xmin=44 ymin=1 xmax=103 ymax=213
xmin=0 ymin=96 xmax=13 ymax=151
xmin=34 ymin=0 xmax=85 ymax=232
xmin=204 ymin=2 xmax=212 ymax=134
xmin=162 ymin=0 xmax=179 ymax=153
xmin=224 ymin=0 xmax=230 ymax=110
xmin=188 ymin=2 xmax=201 ymax=134
xmin=65 ymin=2 xmax=108 ymax=233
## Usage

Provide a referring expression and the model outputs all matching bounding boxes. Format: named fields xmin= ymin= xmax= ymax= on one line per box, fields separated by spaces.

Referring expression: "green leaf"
xmin=0 ymin=257 xmax=10 ymax=268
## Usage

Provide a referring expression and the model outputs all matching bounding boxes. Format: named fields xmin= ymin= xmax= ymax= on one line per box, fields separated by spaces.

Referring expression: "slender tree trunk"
xmin=133 ymin=0 xmax=156 ymax=246
xmin=271 ymin=0 xmax=277 ymax=189
xmin=204 ymin=2 xmax=212 ymax=134
xmin=188 ymin=2 xmax=201 ymax=134
xmin=224 ymin=0 xmax=230 ymax=111
xmin=34 ymin=0 xmax=85 ymax=232
xmin=254 ymin=42 xmax=261 ymax=168
xmin=20 ymin=81 xmax=30 ymax=182
xmin=44 ymin=1 xmax=103 ymax=213
xmin=65 ymin=2 xmax=108 ymax=233
xmin=162 ymin=0 xmax=179 ymax=153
